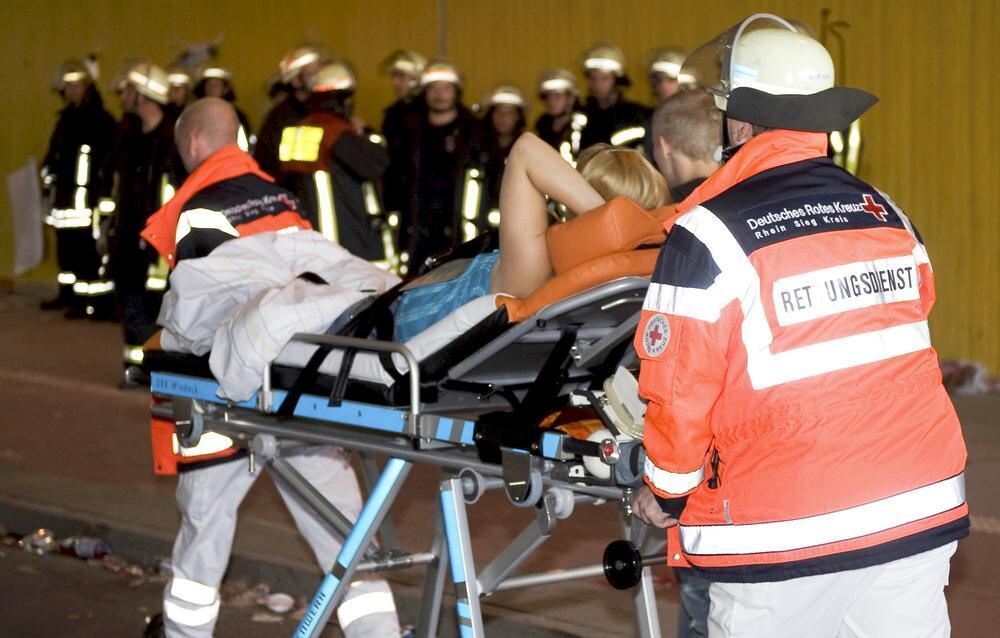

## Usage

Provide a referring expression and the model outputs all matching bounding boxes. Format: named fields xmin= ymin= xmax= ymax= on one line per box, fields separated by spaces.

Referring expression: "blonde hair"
xmin=576 ymin=144 xmax=669 ymax=209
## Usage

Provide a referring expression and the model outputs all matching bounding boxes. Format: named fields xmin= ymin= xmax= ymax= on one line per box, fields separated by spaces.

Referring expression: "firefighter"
xmin=254 ymin=44 xmax=326 ymax=180
xmin=106 ymin=61 xmax=179 ymax=385
xmin=644 ymin=48 xmax=691 ymax=105
xmin=578 ymin=43 xmax=651 ymax=150
xmin=165 ymin=66 xmax=193 ymax=116
xmin=379 ymin=49 xmax=425 ymax=234
xmin=192 ymin=64 xmax=254 ymax=152
xmin=632 ymin=15 xmax=967 ymax=636
xmin=396 ymin=59 xmax=478 ymax=272
xmin=40 ymin=59 xmax=116 ymax=317
xmin=277 ymin=59 xmax=390 ymax=263
xmin=462 ymin=85 xmax=527 ymax=240
xmin=533 ymin=68 xmax=587 ymax=164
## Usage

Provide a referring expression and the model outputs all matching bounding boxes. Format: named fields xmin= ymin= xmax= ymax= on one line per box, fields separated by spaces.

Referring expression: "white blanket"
xmin=158 ymin=231 xmax=505 ymax=402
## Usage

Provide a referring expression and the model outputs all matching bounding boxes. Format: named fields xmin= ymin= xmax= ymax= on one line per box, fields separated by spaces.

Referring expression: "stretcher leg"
xmin=269 ymin=456 xmax=359 ymax=547
xmin=415 ymin=505 xmax=448 ymax=638
xmin=292 ymin=457 xmax=411 ymax=638
xmin=357 ymin=452 xmax=403 ymax=551
xmin=440 ymin=476 xmax=485 ymax=638
xmin=624 ymin=513 xmax=662 ymax=638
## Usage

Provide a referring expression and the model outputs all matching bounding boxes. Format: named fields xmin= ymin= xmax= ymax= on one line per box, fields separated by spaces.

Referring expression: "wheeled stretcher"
xmin=148 ymin=275 xmax=667 ymax=638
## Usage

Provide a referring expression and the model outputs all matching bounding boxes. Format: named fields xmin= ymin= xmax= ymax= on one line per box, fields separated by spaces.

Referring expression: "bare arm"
xmin=491 ymin=133 xmax=604 ymax=297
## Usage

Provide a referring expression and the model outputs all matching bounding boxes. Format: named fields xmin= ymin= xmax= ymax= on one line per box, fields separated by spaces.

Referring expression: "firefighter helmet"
xmin=581 ymin=43 xmax=628 ymax=78
xmin=482 ymin=85 xmax=526 ymax=111
xmin=166 ymin=66 xmax=192 ymax=87
xmin=379 ymin=49 xmax=426 ymax=79
xmin=52 ymin=60 xmax=91 ymax=91
xmin=644 ymin=48 xmax=695 ymax=87
xmin=419 ymin=59 xmax=463 ymax=90
xmin=279 ymin=44 xmax=327 ymax=83
xmin=198 ymin=64 xmax=232 ymax=82
xmin=126 ymin=62 xmax=170 ymax=105
xmin=310 ymin=59 xmax=357 ymax=93
xmin=536 ymin=69 xmax=578 ymax=98
xmin=681 ymin=13 xmax=877 ymax=132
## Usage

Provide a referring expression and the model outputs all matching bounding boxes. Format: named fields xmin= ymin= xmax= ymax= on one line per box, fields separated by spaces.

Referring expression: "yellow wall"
xmin=1 ymin=0 xmax=997 ymax=372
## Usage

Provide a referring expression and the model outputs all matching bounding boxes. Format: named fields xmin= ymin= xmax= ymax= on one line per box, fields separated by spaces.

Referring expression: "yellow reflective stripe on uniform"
xmin=845 ymin=119 xmax=862 ymax=176
xmin=98 ymin=199 xmax=116 ymax=214
xmin=362 ymin=182 xmax=381 ymax=216
xmin=75 ymin=145 xmax=91 ymax=185
xmin=73 ymin=280 xmax=115 ymax=296
xmin=313 ymin=170 xmax=338 ymax=242
xmin=681 ymin=474 xmax=966 ymax=556
xmin=237 ymin=125 xmax=249 ymax=152
xmin=279 ymin=126 xmax=324 ymax=162
xmin=559 ymin=140 xmax=575 ymax=165
xmin=175 ymin=208 xmax=239 ymax=245
xmin=47 ymin=208 xmax=92 ymax=228
xmin=57 ymin=272 xmax=77 ymax=285
xmin=644 ymin=457 xmax=705 ymax=496
xmin=336 ymin=591 xmax=397 ymax=629
xmin=161 ymin=175 xmax=176 ymax=206
xmin=610 ymin=126 xmax=646 ymax=147
xmin=146 ymin=257 xmax=169 ymax=291
xmin=170 ymin=577 xmax=218 ymax=607
xmin=173 ymin=432 xmax=236 ymax=458
xmin=461 ymin=167 xmax=482 ymax=240
xmin=163 ymin=599 xmax=220 ymax=628
xmin=124 ymin=346 xmax=145 ymax=365
xmin=487 ymin=209 xmax=501 ymax=227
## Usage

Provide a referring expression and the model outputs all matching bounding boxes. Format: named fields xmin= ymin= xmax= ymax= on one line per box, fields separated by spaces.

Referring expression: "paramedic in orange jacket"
xmin=632 ymin=15 xmax=968 ymax=637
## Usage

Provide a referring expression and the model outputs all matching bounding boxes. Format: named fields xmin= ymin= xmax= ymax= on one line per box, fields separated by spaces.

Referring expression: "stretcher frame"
xmin=149 ymin=277 xmax=665 ymax=638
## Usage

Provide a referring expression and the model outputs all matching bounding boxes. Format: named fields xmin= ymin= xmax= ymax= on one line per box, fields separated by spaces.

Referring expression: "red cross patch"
xmin=860 ymin=194 xmax=888 ymax=222
xmin=642 ymin=314 xmax=671 ymax=357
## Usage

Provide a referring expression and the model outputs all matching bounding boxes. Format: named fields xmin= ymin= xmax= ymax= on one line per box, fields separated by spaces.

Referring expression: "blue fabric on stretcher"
xmin=394 ymin=251 xmax=500 ymax=342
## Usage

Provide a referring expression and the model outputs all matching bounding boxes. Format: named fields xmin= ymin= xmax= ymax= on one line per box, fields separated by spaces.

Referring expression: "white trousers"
xmin=163 ymin=446 xmax=401 ymax=637
xmin=708 ymin=542 xmax=957 ymax=638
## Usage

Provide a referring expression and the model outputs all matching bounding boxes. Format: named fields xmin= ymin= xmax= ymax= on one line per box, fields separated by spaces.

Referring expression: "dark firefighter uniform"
xmin=41 ymin=62 xmax=117 ymax=316
xmin=277 ymin=60 xmax=390 ymax=263
xmin=397 ymin=60 xmax=478 ymax=271
xmin=578 ymin=43 xmax=652 ymax=150
xmin=106 ymin=63 xmax=180 ymax=377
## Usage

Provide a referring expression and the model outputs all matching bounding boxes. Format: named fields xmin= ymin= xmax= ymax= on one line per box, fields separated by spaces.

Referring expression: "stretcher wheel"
xmin=603 ymin=540 xmax=643 ymax=590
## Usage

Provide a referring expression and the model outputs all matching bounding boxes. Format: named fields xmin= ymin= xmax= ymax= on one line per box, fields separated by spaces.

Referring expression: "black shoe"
xmin=142 ymin=613 xmax=165 ymax=638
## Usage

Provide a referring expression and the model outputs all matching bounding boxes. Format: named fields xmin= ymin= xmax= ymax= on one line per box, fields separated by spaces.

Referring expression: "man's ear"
xmin=656 ymin=136 xmax=671 ymax=159
xmin=728 ymin=118 xmax=754 ymax=146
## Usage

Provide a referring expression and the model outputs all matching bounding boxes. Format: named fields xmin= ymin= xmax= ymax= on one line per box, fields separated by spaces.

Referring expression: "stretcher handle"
xmin=286 ymin=333 xmax=421 ymax=422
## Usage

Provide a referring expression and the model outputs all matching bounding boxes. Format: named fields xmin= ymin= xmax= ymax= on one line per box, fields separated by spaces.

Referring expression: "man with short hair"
xmin=650 ymin=90 xmax=721 ymax=202
xmin=633 ymin=15 xmax=967 ymax=637
xmin=141 ymin=97 xmax=401 ymax=638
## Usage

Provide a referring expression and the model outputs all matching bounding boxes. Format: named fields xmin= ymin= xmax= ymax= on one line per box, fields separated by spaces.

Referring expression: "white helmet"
xmin=682 ymin=13 xmax=876 ymax=132
xmin=482 ymin=85 xmax=526 ymax=110
xmin=126 ymin=61 xmax=170 ymax=105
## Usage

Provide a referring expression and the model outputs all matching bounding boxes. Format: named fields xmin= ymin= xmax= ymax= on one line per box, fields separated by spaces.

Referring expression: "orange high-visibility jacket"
xmin=636 ymin=130 xmax=968 ymax=582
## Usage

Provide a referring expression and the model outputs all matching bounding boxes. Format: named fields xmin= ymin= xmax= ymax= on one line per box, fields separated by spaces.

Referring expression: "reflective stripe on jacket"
xmin=636 ymin=130 xmax=968 ymax=582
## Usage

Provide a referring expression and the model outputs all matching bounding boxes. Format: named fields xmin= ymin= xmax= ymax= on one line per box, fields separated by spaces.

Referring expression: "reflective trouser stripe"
xmin=170 ymin=578 xmax=218 ymax=606
xmin=163 ymin=599 xmax=220 ymax=628
xmin=336 ymin=589 xmax=397 ymax=630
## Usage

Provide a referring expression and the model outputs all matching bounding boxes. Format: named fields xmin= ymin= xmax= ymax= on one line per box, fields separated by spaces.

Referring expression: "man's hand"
xmin=632 ymin=485 xmax=679 ymax=529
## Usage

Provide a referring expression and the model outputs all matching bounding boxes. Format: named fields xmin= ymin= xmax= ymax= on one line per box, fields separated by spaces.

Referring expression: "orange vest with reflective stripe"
xmin=636 ymin=130 xmax=968 ymax=582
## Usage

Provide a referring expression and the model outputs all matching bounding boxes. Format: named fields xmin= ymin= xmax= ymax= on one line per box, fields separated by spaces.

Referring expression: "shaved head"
xmin=175 ymin=97 xmax=241 ymax=171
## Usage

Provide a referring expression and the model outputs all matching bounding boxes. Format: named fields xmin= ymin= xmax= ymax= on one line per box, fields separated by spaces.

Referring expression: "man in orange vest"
xmin=632 ymin=14 xmax=968 ymax=637
xmin=141 ymin=98 xmax=400 ymax=638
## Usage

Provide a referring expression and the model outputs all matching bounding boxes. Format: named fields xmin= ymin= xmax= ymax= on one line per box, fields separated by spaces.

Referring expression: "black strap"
xmin=518 ymin=323 xmax=580 ymax=422
xmin=276 ymin=343 xmax=334 ymax=417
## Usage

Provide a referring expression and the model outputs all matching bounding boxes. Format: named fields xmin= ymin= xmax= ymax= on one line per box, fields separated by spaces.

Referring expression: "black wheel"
xmin=603 ymin=539 xmax=643 ymax=590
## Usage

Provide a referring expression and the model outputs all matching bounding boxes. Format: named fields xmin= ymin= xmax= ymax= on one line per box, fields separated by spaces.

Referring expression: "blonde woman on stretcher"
xmin=395 ymin=132 xmax=668 ymax=341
